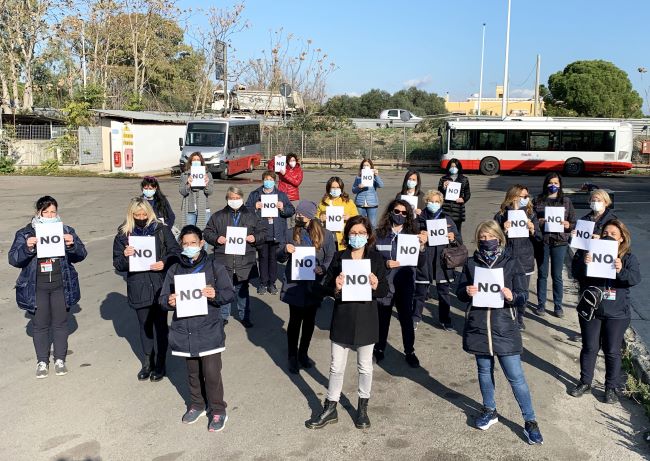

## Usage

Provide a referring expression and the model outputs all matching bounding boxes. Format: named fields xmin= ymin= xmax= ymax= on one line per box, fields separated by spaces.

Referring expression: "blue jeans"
xmin=221 ymin=275 xmax=250 ymax=322
xmin=475 ymin=354 xmax=536 ymax=422
xmin=535 ymin=243 xmax=568 ymax=311
xmin=358 ymin=206 xmax=378 ymax=228
xmin=185 ymin=211 xmax=212 ymax=228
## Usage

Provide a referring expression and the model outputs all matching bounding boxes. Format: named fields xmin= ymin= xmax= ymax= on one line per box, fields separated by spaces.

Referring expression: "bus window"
xmin=592 ymin=131 xmax=615 ymax=152
xmin=561 ymin=131 xmax=586 ymax=151
xmin=529 ymin=131 xmax=560 ymax=151
xmin=450 ymin=129 xmax=473 ymax=150
xmin=478 ymin=130 xmax=506 ymax=150
xmin=186 ymin=122 xmax=227 ymax=147
xmin=507 ymin=130 xmax=527 ymax=150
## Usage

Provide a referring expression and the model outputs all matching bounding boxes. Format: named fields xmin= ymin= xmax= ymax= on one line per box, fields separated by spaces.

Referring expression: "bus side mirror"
xmin=437 ymin=127 xmax=442 ymax=136
xmin=178 ymin=137 xmax=183 ymax=147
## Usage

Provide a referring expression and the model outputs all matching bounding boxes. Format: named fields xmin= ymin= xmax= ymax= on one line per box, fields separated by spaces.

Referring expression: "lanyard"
xmin=232 ymin=211 xmax=241 ymax=227
xmin=301 ymin=230 xmax=313 ymax=247
xmin=191 ymin=262 xmax=207 ymax=274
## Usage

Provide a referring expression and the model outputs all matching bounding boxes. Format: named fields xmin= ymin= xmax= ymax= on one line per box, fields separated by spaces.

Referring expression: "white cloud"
xmin=509 ymin=88 xmax=535 ymax=98
xmin=345 ymin=91 xmax=361 ymax=97
xmin=403 ymin=75 xmax=432 ymax=89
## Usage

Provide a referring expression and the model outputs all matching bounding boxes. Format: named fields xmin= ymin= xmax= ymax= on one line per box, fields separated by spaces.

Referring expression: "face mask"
xmin=191 ymin=161 xmax=201 ymax=167
xmin=547 ymin=184 xmax=560 ymax=194
xmin=390 ymin=213 xmax=406 ymax=226
xmin=228 ymin=199 xmax=243 ymax=210
xmin=134 ymin=218 xmax=148 ymax=228
xmin=479 ymin=239 xmax=499 ymax=252
xmin=295 ymin=218 xmax=307 ymax=228
xmin=329 ymin=188 xmax=341 ymax=198
xmin=601 ymin=235 xmax=615 ymax=241
xmin=348 ymin=235 xmax=368 ymax=249
xmin=406 ymin=180 xmax=417 ymax=189
xmin=427 ymin=202 xmax=441 ymax=213
xmin=182 ymin=246 xmax=201 ymax=258
xmin=289 ymin=161 xmax=297 ymax=168
xmin=518 ymin=197 xmax=529 ymax=208
xmin=143 ymin=188 xmax=156 ymax=198
xmin=449 ymin=167 xmax=458 ymax=175
xmin=38 ymin=215 xmax=61 ymax=224
xmin=263 ymin=179 xmax=275 ymax=190
xmin=590 ymin=201 xmax=604 ymax=212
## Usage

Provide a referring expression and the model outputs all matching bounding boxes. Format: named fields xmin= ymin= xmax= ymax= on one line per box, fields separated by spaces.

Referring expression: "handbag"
xmin=441 ymin=241 xmax=468 ymax=269
xmin=576 ymin=286 xmax=604 ymax=321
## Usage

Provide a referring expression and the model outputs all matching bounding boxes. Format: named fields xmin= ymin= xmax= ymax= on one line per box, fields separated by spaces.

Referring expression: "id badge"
xmin=268 ymin=218 xmax=274 ymax=224
xmin=603 ymin=289 xmax=617 ymax=301
xmin=40 ymin=261 xmax=53 ymax=273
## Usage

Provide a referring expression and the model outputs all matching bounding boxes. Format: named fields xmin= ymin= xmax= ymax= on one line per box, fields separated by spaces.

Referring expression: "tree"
xmin=390 ymin=87 xmax=446 ymax=116
xmin=546 ymin=60 xmax=643 ymax=118
xmin=322 ymin=94 xmax=361 ymax=117
xmin=358 ymin=89 xmax=391 ymax=118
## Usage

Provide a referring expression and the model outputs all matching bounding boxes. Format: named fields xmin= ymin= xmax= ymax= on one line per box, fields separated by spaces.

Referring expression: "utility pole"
xmin=501 ymin=0 xmax=512 ymax=119
xmin=81 ymin=19 xmax=87 ymax=89
xmin=222 ymin=45 xmax=228 ymax=118
xmin=478 ymin=23 xmax=486 ymax=116
xmin=534 ymin=54 xmax=541 ymax=116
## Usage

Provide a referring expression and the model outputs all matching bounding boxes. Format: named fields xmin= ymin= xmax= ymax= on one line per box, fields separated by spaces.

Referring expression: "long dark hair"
xmin=358 ymin=158 xmax=374 ymax=175
xmin=184 ymin=152 xmax=205 ymax=171
xmin=287 ymin=153 xmax=300 ymax=166
xmin=36 ymin=195 xmax=58 ymax=213
xmin=400 ymin=169 xmax=422 ymax=195
xmin=321 ymin=176 xmax=350 ymax=205
xmin=538 ymin=172 xmax=564 ymax=201
xmin=445 ymin=158 xmax=464 ymax=175
xmin=292 ymin=218 xmax=325 ymax=250
xmin=342 ymin=215 xmax=375 ymax=248
xmin=376 ymin=199 xmax=419 ymax=238
xmin=141 ymin=176 xmax=171 ymax=222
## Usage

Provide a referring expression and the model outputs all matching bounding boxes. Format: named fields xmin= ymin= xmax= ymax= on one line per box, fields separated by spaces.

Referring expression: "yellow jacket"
xmin=317 ymin=197 xmax=359 ymax=250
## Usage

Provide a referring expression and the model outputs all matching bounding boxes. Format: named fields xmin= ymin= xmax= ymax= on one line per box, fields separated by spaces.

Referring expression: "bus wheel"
xmin=480 ymin=156 xmax=500 ymax=175
xmin=564 ymin=158 xmax=584 ymax=176
xmin=219 ymin=165 xmax=229 ymax=180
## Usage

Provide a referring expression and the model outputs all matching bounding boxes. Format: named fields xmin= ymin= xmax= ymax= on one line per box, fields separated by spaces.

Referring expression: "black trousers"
xmin=412 ymin=281 xmax=451 ymax=324
xmin=186 ymin=353 xmax=227 ymax=415
xmin=287 ymin=304 xmax=318 ymax=358
xmin=376 ymin=288 xmax=416 ymax=355
xmin=33 ymin=282 xmax=68 ymax=363
xmin=258 ymin=241 xmax=279 ymax=286
xmin=579 ymin=316 xmax=630 ymax=390
xmin=135 ymin=304 xmax=169 ymax=366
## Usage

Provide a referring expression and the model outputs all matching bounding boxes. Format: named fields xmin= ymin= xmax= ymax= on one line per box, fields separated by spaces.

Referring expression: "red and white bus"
xmin=440 ymin=118 xmax=634 ymax=176
xmin=179 ymin=118 xmax=261 ymax=179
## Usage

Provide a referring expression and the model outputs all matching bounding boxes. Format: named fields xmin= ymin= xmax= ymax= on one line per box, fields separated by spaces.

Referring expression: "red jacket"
xmin=266 ymin=159 xmax=303 ymax=201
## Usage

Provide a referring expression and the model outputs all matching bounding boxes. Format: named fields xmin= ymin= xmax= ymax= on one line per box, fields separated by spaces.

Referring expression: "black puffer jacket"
xmin=493 ymin=207 xmax=541 ymax=274
xmin=160 ymin=251 xmax=235 ymax=357
xmin=438 ymin=174 xmax=471 ymax=223
xmin=571 ymin=207 xmax=618 ymax=272
xmin=456 ymin=249 xmax=528 ymax=356
xmin=416 ymin=208 xmax=462 ymax=283
xmin=112 ymin=222 xmax=181 ymax=309
xmin=533 ymin=194 xmax=576 ymax=246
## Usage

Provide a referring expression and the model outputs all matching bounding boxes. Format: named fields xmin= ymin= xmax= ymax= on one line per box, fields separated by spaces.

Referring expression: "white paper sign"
xmin=342 ymin=259 xmax=372 ymax=302
xmin=570 ymin=220 xmax=596 ymax=251
xmin=261 ymin=194 xmax=279 ymax=218
xmin=400 ymin=194 xmax=419 ymax=214
xmin=175 ymin=272 xmax=208 ymax=318
xmin=225 ymin=226 xmax=247 ymax=255
xmin=128 ymin=236 xmax=157 ymax=272
xmin=544 ymin=206 xmax=565 ymax=233
xmin=190 ymin=165 xmax=206 ymax=188
xmin=291 ymin=246 xmax=316 ymax=281
xmin=360 ymin=168 xmax=374 ymax=188
xmin=445 ymin=181 xmax=462 ymax=201
xmin=396 ymin=234 xmax=421 ymax=266
xmin=326 ymin=206 xmax=345 ymax=232
xmin=35 ymin=222 xmax=65 ymax=258
xmin=507 ymin=210 xmax=529 ymax=239
xmin=473 ymin=267 xmax=505 ymax=308
xmin=426 ymin=219 xmax=448 ymax=246
xmin=587 ymin=239 xmax=618 ymax=280
xmin=274 ymin=155 xmax=287 ymax=172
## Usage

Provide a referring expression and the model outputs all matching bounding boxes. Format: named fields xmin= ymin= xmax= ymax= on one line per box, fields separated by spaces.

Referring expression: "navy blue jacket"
xmin=145 ymin=196 xmax=176 ymax=228
xmin=416 ymin=208 xmax=462 ymax=283
xmin=493 ymin=206 xmax=541 ymax=274
xmin=245 ymin=186 xmax=295 ymax=243
xmin=9 ymin=223 xmax=87 ymax=314
xmin=160 ymin=251 xmax=235 ymax=357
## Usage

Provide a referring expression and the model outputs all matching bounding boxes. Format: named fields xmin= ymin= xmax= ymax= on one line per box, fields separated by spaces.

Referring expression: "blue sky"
xmin=180 ymin=0 xmax=650 ymax=108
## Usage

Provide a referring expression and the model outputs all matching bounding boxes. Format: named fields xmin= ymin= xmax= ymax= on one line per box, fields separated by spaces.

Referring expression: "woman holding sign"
xmin=160 ymin=225 xmax=235 ymax=431
xmin=306 ymin=216 xmax=388 ymax=430
xmin=279 ymin=201 xmax=336 ymax=373
xmin=9 ymin=196 xmax=87 ymax=378
xmin=317 ymin=177 xmax=358 ymax=251
xmin=141 ymin=176 xmax=176 ymax=228
xmin=112 ymin=197 xmax=181 ymax=382
xmin=438 ymin=159 xmax=471 ymax=233
xmin=533 ymin=173 xmax=576 ymax=318
xmin=494 ymin=185 xmax=541 ymax=330
xmin=395 ymin=169 xmax=425 ymax=215
xmin=179 ymin=152 xmax=213 ymax=230
xmin=352 ymin=158 xmax=384 ymax=228
xmin=268 ymin=153 xmax=304 ymax=203
xmin=456 ymin=220 xmax=544 ymax=445
xmin=570 ymin=220 xmax=640 ymax=404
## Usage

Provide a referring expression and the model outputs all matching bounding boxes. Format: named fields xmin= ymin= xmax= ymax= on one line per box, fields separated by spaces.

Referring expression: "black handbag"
xmin=441 ymin=241 xmax=468 ymax=269
xmin=577 ymin=286 xmax=604 ymax=321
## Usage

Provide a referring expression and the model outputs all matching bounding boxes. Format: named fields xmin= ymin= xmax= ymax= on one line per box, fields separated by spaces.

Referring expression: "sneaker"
xmin=475 ymin=407 xmax=498 ymax=430
xmin=524 ymin=420 xmax=544 ymax=445
xmin=36 ymin=361 xmax=49 ymax=379
xmin=535 ymin=307 xmax=546 ymax=316
xmin=298 ymin=354 xmax=313 ymax=369
xmin=268 ymin=284 xmax=278 ymax=295
xmin=569 ymin=382 xmax=591 ymax=398
xmin=605 ymin=388 xmax=619 ymax=404
xmin=373 ymin=349 xmax=384 ymax=363
xmin=257 ymin=286 xmax=267 ymax=295
xmin=54 ymin=359 xmax=68 ymax=376
xmin=240 ymin=319 xmax=254 ymax=329
xmin=441 ymin=322 xmax=453 ymax=331
xmin=405 ymin=352 xmax=420 ymax=368
xmin=554 ymin=308 xmax=565 ymax=318
xmin=182 ymin=407 xmax=206 ymax=424
xmin=518 ymin=322 xmax=526 ymax=331
xmin=208 ymin=414 xmax=228 ymax=432
xmin=413 ymin=321 xmax=419 ymax=332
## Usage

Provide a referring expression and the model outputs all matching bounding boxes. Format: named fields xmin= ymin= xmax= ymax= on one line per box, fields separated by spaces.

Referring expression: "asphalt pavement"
xmin=0 ymin=169 xmax=648 ymax=460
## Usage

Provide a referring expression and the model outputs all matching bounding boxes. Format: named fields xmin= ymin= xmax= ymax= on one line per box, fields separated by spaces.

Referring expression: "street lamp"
xmin=478 ymin=23 xmax=486 ymax=116
xmin=501 ymin=0 xmax=511 ymax=119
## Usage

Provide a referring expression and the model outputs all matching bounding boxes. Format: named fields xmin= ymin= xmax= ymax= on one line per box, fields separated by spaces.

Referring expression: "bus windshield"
xmin=185 ymin=122 xmax=227 ymax=147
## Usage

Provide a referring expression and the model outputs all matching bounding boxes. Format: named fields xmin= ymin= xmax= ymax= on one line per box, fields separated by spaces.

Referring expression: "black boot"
xmin=150 ymin=353 xmax=166 ymax=382
xmin=288 ymin=356 xmax=299 ymax=374
xmin=305 ymin=399 xmax=338 ymax=429
xmin=355 ymin=397 xmax=371 ymax=429
xmin=137 ymin=353 xmax=154 ymax=381
xmin=298 ymin=352 xmax=313 ymax=369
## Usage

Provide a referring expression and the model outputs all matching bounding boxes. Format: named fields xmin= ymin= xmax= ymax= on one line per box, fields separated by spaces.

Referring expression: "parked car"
xmin=379 ymin=109 xmax=423 ymax=122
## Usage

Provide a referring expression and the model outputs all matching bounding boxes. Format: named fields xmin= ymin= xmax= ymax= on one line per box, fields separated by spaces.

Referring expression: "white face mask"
xmin=289 ymin=161 xmax=297 ymax=168
xmin=228 ymin=199 xmax=243 ymax=210
xmin=590 ymin=201 xmax=604 ymax=212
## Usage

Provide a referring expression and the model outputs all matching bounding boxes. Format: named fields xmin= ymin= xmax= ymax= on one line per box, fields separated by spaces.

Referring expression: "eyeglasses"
xmin=349 ymin=232 xmax=368 ymax=238
xmin=392 ymin=209 xmax=408 ymax=216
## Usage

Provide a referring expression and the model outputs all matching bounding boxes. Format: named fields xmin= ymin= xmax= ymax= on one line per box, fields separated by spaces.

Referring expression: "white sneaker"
xmin=413 ymin=321 xmax=419 ymax=331
xmin=36 ymin=361 xmax=49 ymax=379
xmin=54 ymin=359 xmax=68 ymax=376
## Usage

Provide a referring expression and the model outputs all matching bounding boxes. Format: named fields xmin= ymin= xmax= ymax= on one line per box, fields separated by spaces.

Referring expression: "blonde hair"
xmin=475 ymin=220 xmax=507 ymax=246
xmin=424 ymin=189 xmax=443 ymax=203
xmin=119 ymin=197 xmax=157 ymax=235
xmin=602 ymin=219 xmax=632 ymax=258
xmin=499 ymin=184 xmax=533 ymax=216
xmin=590 ymin=189 xmax=612 ymax=207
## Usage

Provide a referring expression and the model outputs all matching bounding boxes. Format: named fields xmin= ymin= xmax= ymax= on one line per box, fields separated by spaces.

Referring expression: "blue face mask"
xmin=191 ymin=161 xmax=201 ymax=167
xmin=38 ymin=215 xmax=61 ymax=224
xmin=329 ymin=188 xmax=341 ymax=198
xmin=547 ymin=184 xmax=560 ymax=194
xmin=449 ymin=167 xmax=458 ymax=175
xmin=348 ymin=235 xmax=368 ymax=249
xmin=406 ymin=179 xmax=417 ymax=189
xmin=263 ymin=179 xmax=275 ymax=190
xmin=143 ymin=188 xmax=156 ymax=198
xmin=427 ymin=202 xmax=441 ymax=213
xmin=182 ymin=246 xmax=201 ymax=258
xmin=519 ymin=197 xmax=529 ymax=208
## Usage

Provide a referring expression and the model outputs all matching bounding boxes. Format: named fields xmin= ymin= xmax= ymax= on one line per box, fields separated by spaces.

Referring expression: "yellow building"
xmin=444 ymin=86 xmax=544 ymax=117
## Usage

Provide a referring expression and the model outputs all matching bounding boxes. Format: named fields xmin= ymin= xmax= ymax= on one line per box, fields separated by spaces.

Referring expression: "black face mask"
xmin=134 ymin=218 xmax=148 ymax=228
xmin=601 ymin=235 xmax=615 ymax=241
xmin=295 ymin=218 xmax=307 ymax=228
xmin=391 ymin=213 xmax=406 ymax=226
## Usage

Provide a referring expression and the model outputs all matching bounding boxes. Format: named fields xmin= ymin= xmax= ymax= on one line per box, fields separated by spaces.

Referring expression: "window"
xmin=529 ymin=131 xmax=560 ymax=151
xmin=227 ymin=124 xmax=260 ymax=149
xmin=560 ymin=131 xmax=586 ymax=151
xmin=592 ymin=131 xmax=615 ymax=152
xmin=450 ymin=129 xmax=473 ymax=150
xmin=388 ymin=110 xmax=398 ymax=118
xmin=477 ymin=130 xmax=506 ymax=150
xmin=507 ymin=130 xmax=527 ymax=150
xmin=185 ymin=122 xmax=226 ymax=147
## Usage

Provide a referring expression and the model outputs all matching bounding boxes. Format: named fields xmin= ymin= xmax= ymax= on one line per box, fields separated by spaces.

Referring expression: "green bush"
xmin=40 ymin=158 xmax=60 ymax=173
xmin=0 ymin=155 xmax=16 ymax=174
